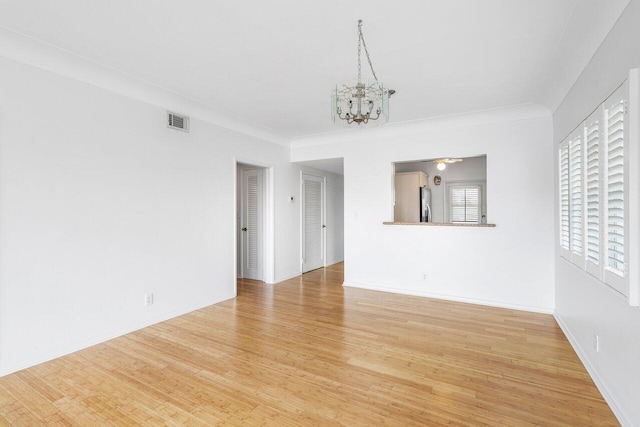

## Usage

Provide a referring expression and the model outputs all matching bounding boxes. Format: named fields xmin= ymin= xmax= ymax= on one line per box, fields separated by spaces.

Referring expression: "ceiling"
xmin=0 ymin=0 xmax=630 ymax=141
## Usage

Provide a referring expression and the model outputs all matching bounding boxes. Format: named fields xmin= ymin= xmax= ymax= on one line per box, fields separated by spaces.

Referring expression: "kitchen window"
xmin=449 ymin=185 xmax=481 ymax=223
xmin=445 ymin=181 xmax=485 ymax=224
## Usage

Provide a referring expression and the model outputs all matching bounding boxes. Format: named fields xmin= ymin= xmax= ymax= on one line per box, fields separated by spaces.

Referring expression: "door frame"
xmin=300 ymin=171 xmax=327 ymax=273
xmin=235 ymin=159 xmax=275 ymax=290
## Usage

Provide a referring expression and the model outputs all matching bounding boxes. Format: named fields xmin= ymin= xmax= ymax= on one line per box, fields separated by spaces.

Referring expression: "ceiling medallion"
xmin=332 ymin=20 xmax=395 ymax=127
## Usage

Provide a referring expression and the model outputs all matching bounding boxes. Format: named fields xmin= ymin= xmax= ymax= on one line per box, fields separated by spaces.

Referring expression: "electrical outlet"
xmin=594 ymin=334 xmax=600 ymax=352
xmin=145 ymin=293 xmax=154 ymax=306
xmin=421 ymin=273 xmax=428 ymax=281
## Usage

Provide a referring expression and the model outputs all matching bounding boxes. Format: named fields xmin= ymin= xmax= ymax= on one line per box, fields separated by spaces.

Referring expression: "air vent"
xmin=167 ymin=112 xmax=189 ymax=132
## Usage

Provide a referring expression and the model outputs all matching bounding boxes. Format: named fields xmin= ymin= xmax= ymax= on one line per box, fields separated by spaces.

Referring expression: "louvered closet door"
xmin=242 ymin=169 xmax=263 ymax=281
xmin=302 ymin=174 xmax=325 ymax=273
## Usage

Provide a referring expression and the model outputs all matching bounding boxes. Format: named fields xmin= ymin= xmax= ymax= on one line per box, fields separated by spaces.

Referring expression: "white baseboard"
xmin=342 ymin=282 xmax=554 ymax=314
xmin=0 ymin=296 xmax=234 ymax=378
xmin=554 ymin=314 xmax=630 ymax=427
xmin=272 ymin=272 xmax=301 ymax=284
xmin=271 ymin=261 xmax=345 ymax=284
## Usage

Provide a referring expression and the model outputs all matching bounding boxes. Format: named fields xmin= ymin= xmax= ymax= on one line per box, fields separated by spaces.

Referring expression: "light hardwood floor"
xmin=0 ymin=263 xmax=618 ymax=426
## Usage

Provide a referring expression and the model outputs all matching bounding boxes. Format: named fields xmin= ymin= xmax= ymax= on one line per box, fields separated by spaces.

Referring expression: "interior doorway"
xmin=236 ymin=161 xmax=274 ymax=285
xmin=301 ymin=172 xmax=326 ymax=273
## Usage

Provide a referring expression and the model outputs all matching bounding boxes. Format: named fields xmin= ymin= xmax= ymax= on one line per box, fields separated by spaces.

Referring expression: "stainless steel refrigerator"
xmin=420 ymin=187 xmax=432 ymax=223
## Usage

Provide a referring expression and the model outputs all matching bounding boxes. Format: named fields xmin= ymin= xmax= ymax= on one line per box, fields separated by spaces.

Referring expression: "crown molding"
xmin=290 ymin=103 xmax=551 ymax=148
xmin=0 ymin=26 xmax=553 ymax=149
xmin=0 ymin=26 xmax=289 ymax=146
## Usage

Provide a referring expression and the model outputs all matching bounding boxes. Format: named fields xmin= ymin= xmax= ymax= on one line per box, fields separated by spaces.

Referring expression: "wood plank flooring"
xmin=0 ymin=263 xmax=618 ymax=426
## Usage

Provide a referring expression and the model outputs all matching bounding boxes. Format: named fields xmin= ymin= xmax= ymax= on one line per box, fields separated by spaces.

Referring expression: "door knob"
xmin=242 ymin=227 xmax=247 ymax=231
xmin=322 ymin=225 xmax=326 ymax=228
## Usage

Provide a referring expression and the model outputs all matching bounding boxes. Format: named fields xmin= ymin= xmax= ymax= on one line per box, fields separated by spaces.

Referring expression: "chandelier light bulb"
xmin=437 ymin=162 xmax=447 ymax=171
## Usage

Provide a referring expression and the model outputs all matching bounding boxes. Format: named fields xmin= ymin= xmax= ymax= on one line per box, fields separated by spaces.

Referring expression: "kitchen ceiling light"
xmin=431 ymin=158 xmax=463 ymax=171
xmin=332 ymin=20 xmax=395 ymax=127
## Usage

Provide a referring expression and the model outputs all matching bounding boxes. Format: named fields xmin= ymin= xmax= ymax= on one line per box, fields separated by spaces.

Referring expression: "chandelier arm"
xmin=368 ymin=108 xmax=382 ymax=121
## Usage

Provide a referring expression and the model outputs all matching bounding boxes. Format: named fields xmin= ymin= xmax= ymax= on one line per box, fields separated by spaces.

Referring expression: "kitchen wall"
xmin=291 ymin=105 xmax=555 ymax=313
xmin=553 ymin=0 xmax=640 ymax=425
xmin=395 ymin=156 xmax=487 ymax=223
xmin=0 ymin=55 xmax=306 ymax=376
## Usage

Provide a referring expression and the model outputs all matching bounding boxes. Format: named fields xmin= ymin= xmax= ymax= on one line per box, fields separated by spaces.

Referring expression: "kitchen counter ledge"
xmin=383 ymin=222 xmax=496 ymax=227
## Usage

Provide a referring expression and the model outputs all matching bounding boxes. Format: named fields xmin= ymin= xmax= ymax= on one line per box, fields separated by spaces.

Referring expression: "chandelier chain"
xmin=357 ymin=21 xmax=362 ymax=82
xmin=357 ymin=20 xmax=379 ymax=82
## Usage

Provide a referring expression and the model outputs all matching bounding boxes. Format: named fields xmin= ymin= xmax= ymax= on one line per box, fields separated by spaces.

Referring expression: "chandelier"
xmin=332 ymin=20 xmax=395 ymax=127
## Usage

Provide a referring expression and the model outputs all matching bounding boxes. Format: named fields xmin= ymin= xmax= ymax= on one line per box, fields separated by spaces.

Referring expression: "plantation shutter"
xmin=450 ymin=186 xmax=480 ymax=223
xmin=585 ymin=110 xmax=601 ymax=274
xmin=569 ymin=132 xmax=583 ymax=261
xmin=604 ymin=83 xmax=627 ymax=294
xmin=556 ymin=77 xmax=633 ymax=302
xmin=559 ymin=141 xmax=570 ymax=256
xmin=606 ymin=101 xmax=624 ymax=271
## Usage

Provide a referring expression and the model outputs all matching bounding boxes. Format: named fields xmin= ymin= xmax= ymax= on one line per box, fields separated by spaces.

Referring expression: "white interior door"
xmin=242 ymin=168 xmax=263 ymax=280
xmin=302 ymin=173 xmax=325 ymax=273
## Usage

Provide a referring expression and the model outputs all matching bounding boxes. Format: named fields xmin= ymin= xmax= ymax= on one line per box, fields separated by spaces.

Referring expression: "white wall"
xmin=395 ymin=156 xmax=487 ymax=223
xmin=0 ymin=56 xmax=302 ymax=376
xmin=553 ymin=1 xmax=640 ymax=425
xmin=292 ymin=108 xmax=555 ymax=313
